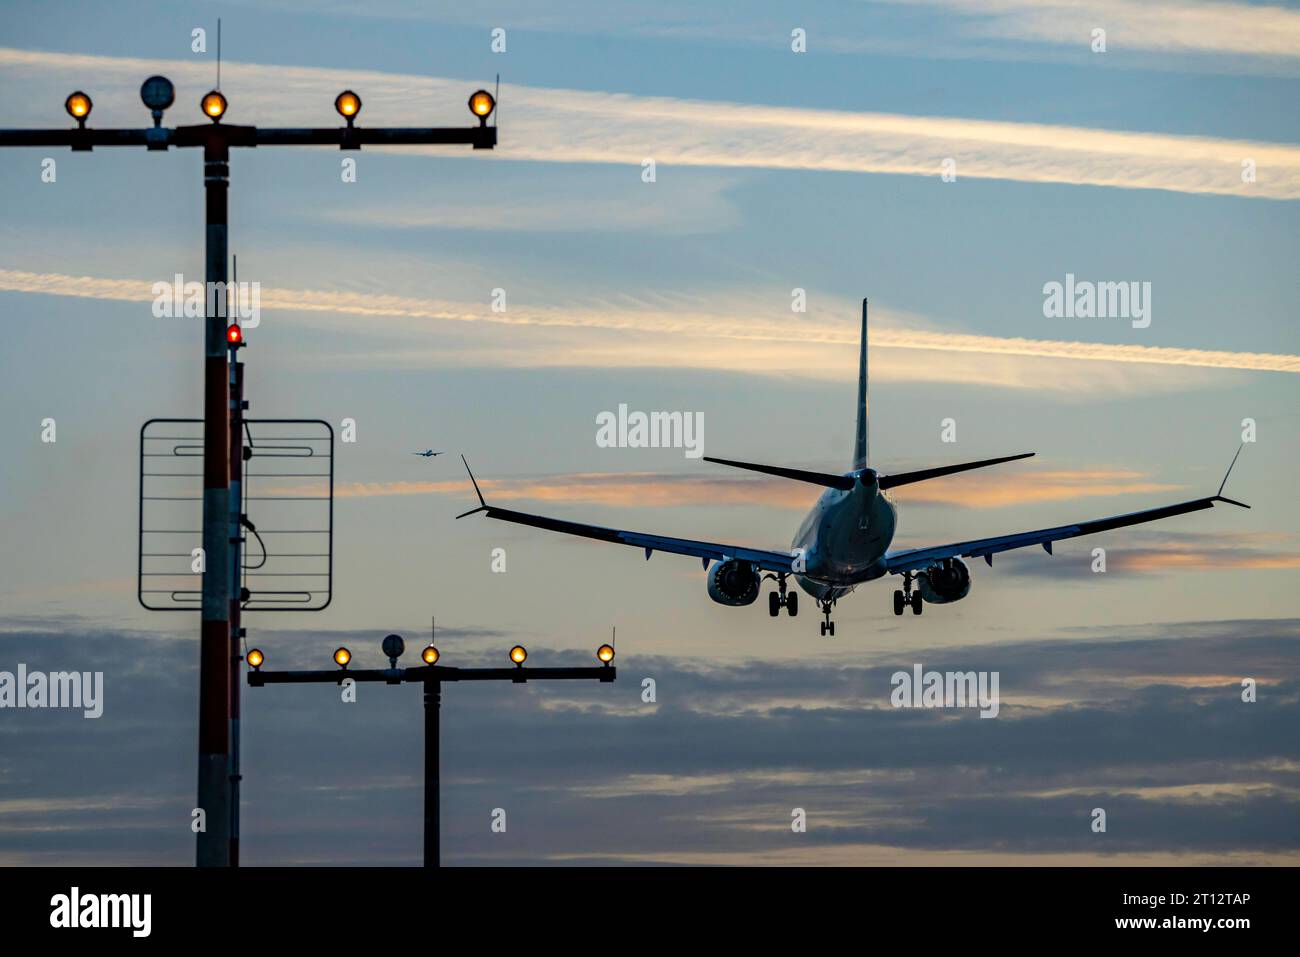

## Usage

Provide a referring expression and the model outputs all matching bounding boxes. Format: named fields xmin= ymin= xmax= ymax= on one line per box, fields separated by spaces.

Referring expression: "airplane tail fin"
xmin=853 ymin=298 xmax=869 ymax=470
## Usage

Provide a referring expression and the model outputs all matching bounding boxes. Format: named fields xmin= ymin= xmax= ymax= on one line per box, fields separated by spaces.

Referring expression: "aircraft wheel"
xmin=786 ymin=592 xmax=798 ymax=617
xmin=828 ymin=621 xmax=836 ymax=636
xmin=820 ymin=621 xmax=828 ymax=636
xmin=769 ymin=591 xmax=780 ymax=617
xmin=893 ymin=590 xmax=905 ymax=616
xmin=911 ymin=592 xmax=923 ymax=615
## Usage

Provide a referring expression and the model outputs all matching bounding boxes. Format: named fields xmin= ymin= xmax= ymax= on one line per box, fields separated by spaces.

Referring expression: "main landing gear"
xmin=819 ymin=596 xmax=836 ymax=637
xmin=767 ymin=574 xmax=799 ymax=617
xmin=893 ymin=571 xmax=923 ymax=617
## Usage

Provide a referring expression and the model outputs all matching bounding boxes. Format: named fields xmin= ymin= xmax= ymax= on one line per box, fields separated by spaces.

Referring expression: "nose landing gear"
xmin=819 ymin=596 xmax=836 ymax=636
xmin=893 ymin=571 xmax=923 ymax=616
xmin=766 ymin=573 xmax=799 ymax=617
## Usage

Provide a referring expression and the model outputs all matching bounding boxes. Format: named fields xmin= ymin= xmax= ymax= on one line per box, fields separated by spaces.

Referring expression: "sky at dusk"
xmin=1 ymin=0 xmax=1297 ymax=865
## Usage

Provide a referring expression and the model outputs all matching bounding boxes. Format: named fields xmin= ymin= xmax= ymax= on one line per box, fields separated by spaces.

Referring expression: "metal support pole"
xmin=424 ymin=682 xmax=441 ymax=868
xmin=197 ymin=137 xmax=232 ymax=867
xmin=228 ymin=356 xmax=244 ymax=867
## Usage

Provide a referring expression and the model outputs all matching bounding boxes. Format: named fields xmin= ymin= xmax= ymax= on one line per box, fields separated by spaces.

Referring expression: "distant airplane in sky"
xmin=412 ymin=449 xmax=444 ymax=457
xmin=458 ymin=300 xmax=1248 ymax=635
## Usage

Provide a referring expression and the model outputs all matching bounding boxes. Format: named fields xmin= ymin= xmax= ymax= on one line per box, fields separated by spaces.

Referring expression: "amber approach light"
xmin=334 ymin=90 xmax=361 ymax=119
xmin=468 ymin=90 xmax=495 ymax=119
xmin=333 ymin=647 xmax=352 ymax=667
xmin=597 ymin=644 xmax=615 ymax=664
xmin=509 ymin=645 xmax=527 ymax=665
xmin=422 ymin=645 xmax=440 ymax=665
xmin=65 ymin=91 xmax=92 ymax=122
xmin=246 ymin=648 xmax=264 ymax=669
xmin=201 ymin=90 xmax=227 ymax=120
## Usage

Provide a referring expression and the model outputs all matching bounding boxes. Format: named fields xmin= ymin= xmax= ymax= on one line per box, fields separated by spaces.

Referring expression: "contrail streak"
xmin=1 ymin=47 xmax=1297 ymax=198
xmin=2 ymin=268 xmax=1296 ymax=374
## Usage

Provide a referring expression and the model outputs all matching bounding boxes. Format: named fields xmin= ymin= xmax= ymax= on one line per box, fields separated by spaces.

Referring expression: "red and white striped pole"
xmin=228 ymin=345 xmax=245 ymax=866
xmin=197 ymin=135 xmax=233 ymax=867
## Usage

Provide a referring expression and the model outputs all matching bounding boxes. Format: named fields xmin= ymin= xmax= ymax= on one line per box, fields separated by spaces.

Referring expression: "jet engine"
xmin=916 ymin=558 xmax=971 ymax=604
xmin=707 ymin=559 xmax=762 ymax=606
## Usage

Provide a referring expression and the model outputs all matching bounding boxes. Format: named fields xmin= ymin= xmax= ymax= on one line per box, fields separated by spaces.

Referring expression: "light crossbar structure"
xmin=0 ymin=73 xmax=496 ymax=868
xmin=248 ymin=636 xmax=616 ymax=866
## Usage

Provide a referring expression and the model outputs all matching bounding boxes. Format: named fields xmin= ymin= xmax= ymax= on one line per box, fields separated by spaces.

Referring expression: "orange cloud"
xmin=1114 ymin=548 xmax=1300 ymax=572
xmin=331 ymin=473 xmax=816 ymax=509
xmin=889 ymin=470 xmax=1182 ymax=508
xmin=317 ymin=467 xmax=1188 ymax=511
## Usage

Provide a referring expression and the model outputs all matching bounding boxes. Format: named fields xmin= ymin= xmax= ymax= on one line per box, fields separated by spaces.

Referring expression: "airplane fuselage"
xmin=791 ymin=469 xmax=897 ymax=601
xmin=457 ymin=296 xmax=1244 ymax=633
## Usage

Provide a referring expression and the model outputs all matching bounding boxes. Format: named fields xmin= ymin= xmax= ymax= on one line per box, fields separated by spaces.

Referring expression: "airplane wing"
xmin=454 ymin=457 xmax=796 ymax=573
xmin=885 ymin=448 xmax=1249 ymax=574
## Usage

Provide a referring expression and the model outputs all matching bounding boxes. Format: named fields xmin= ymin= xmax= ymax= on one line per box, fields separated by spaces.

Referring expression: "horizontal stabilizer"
xmin=878 ymin=452 xmax=1034 ymax=490
xmin=703 ymin=456 xmax=854 ymax=491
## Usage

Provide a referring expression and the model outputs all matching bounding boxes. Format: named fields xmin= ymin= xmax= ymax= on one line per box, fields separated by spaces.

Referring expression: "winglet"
xmin=1213 ymin=444 xmax=1250 ymax=508
xmin=1217 ymin=443 xmax=1244 ymax=497
xmin=455 ymin=454 xmax=489 ymax=519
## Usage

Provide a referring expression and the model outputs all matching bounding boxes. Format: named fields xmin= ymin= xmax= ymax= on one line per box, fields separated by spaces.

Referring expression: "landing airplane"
xmin=457 ymin=300 xmax=1248 ymax=635
xmin=412 ymin=449 xmax=444 ymax=457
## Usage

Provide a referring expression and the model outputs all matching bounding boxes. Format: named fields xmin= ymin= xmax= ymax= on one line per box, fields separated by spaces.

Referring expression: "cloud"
xmin=318 ymin=172 xmax=743 ymax=235
xmin=3 ymin=270 xmax=1297 ymax=390
xmin=869 ymin=329 xmax=1300 ymax=375
xmin=997 ymin=530 xmax=1300 ymax=579
xmin=256 ymin=0 xmax=1300 ymax=75
xmin=2 ymin=619 xmax=1296 ymax=864
xmin=333 ymin=472 xmax=811 ymax=507
xmin=316 ymin=465 xmax=1183 ymax=513
xmin=890 ymin=468 xmax=1182 ymax=507
xmin=912 ymin=0 xmax=1300 ymax=59
xmin=1119 ymin=550 xmax=1300 ymax=572
xmin=2 ymin=46 xmax=1298 ymax=198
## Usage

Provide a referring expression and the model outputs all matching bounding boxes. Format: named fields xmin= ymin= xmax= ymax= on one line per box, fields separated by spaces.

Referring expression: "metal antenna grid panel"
xmin=139 ymin=417 xmax=334 ymax=611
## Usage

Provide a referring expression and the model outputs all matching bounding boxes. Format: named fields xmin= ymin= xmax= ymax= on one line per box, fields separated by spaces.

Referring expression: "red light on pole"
xmin=226 ymin=323 xmax=242 ymax=345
